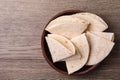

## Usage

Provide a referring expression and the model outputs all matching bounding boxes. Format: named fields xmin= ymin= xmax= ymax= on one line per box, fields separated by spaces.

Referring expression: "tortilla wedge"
xmin=90 ymin=31 xmax=114 ymax=41
xmin=82 ymin=12 xmax=108 ymax=27
xmin=47 ymin=34 xmax=75 ymax=54
xmin=65 ymin=34 xmax=89 ymax=74
xmin=45 ymin=16 xmax=89 ymax=39
xmin=45 ymin=37 xmax=74 ymax=63
xmin=48 ymin=34 xmax=78 ymax=61
xmin=72 ymin=12 xmax=108 ymax=31
xmin=86 ymin=31 xmax=115 ymax=65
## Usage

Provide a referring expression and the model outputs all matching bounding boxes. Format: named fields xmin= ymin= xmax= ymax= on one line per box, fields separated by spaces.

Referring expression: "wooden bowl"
xmin=41 ymin=10 xmax=98 ymax=75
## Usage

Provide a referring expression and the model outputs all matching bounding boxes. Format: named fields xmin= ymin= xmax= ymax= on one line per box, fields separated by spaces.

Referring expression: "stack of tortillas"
xmin=45 ymin=12 xmax=115 ymax=74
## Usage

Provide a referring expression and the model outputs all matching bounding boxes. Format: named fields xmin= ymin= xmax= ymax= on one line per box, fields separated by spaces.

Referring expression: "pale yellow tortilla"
xmin=86 ymin=31 xmax=115 ymax=65
xmin=90 ymin=31 xmax=114 ymax=41
xmin=45 ymin=16 xmax=89 ymax=39
xmin=47 ymin=34 xmax=75 ymax=54
xmin=66 ymin=34 xmax=89 ymax=74
xmin=72 ymin=12 xmax=108 ymax=31
xmin=82 ymin=12 xmax=108 ymax=27
xmin=45 ymin=37 xmax=74 ymax=63
xmin=48 ymin=34 xmax=78 ymax=61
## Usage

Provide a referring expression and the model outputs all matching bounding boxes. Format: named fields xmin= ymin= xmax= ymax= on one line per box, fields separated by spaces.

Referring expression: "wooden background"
xmin=0 ymin=0 xmax=119 ymax=80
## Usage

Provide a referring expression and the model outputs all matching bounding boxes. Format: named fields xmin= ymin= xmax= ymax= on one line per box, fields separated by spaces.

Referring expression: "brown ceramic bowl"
xmin=41 ymin=10 xmax=98 ymax=75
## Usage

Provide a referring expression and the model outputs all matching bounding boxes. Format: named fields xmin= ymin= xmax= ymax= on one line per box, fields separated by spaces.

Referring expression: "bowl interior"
xmin=41 ymin=10 xmax=98 ymax=75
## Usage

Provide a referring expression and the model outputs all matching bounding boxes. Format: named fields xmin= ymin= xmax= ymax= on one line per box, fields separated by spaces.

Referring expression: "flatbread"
xmin=45 ymin=37 xmax=74 ymax=63
xmin=48 ymin=34 xmax=78 ymax=61
xmin=90 ymin=31 xmax=114 ymax=41
xmin=65 ymin=34 xmax=89 ymax=74
xmin=72 ymin=12 xmax=108 ymax=31
xmin=47 ymin=34 xmax=75 ymax=54
xmin=82 ymin=12 xmax=108 ymax=27
xmin=86 ymin=31 xmax=115 ymax=65
xmin=45 ymin=16 xmax=89 ymax=39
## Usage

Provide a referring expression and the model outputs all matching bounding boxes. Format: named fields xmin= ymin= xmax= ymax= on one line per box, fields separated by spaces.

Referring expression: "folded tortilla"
xmin=90 ymin=31 xmax=114 ymax=41
xmin=83 ymin=13 xmax=108 ymax=27
xmin=45 ymin=37 xmax=74 ymax=63
xmin=45 ymin=16 xmax=89 ymax=39
xmin=48 ymin=34 xmax=78 ymax=61
xmin=72 ymin=12 xmax=108 ymax=31
xmin=86 ymin=31 xmax=115 ymax=65
xmin=47 ymin=34 xmax=75 ymax=54
xmin=65 ymin=34 xmax=89 ymax=74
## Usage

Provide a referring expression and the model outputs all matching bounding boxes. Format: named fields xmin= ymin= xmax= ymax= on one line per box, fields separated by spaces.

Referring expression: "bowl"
xmin=41 ymin=10 xmax=98 ymax=75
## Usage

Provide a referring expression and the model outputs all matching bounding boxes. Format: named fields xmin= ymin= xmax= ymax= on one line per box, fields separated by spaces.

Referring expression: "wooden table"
xmin=0 ymin=0 xmax=119 ymax=80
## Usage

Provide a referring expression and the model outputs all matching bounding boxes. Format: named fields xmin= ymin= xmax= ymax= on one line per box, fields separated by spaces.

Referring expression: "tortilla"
xmin=48 ymin=34 xmax=78 ymax=61
xmin=82 ymin=12 xmax=108 ymax=27
xmin=72 ymin=12 xmax=108 ymax=31
xmin=65 ymin=34 xmax=89 ymax=74
xmin=45 ymin=37 xmax=74 ymax=63
xmin=47 ymin=34 xmax=75 ymax=54
xmin=86 ymin=31 xmax=115 ymax=65
xmin=45 ymin=16 xmax=89 ymax=39
xmin=90 ymin=31 xmax=114 ymax=41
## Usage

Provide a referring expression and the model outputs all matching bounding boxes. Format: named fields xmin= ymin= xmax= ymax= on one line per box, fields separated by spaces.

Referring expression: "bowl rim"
xmin=41 ymin=9 xmax=98 ymax=75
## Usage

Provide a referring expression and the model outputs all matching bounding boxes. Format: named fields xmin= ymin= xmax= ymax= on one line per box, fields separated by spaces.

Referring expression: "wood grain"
xmin=0 ymin=0 xmax=119 ymax=80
